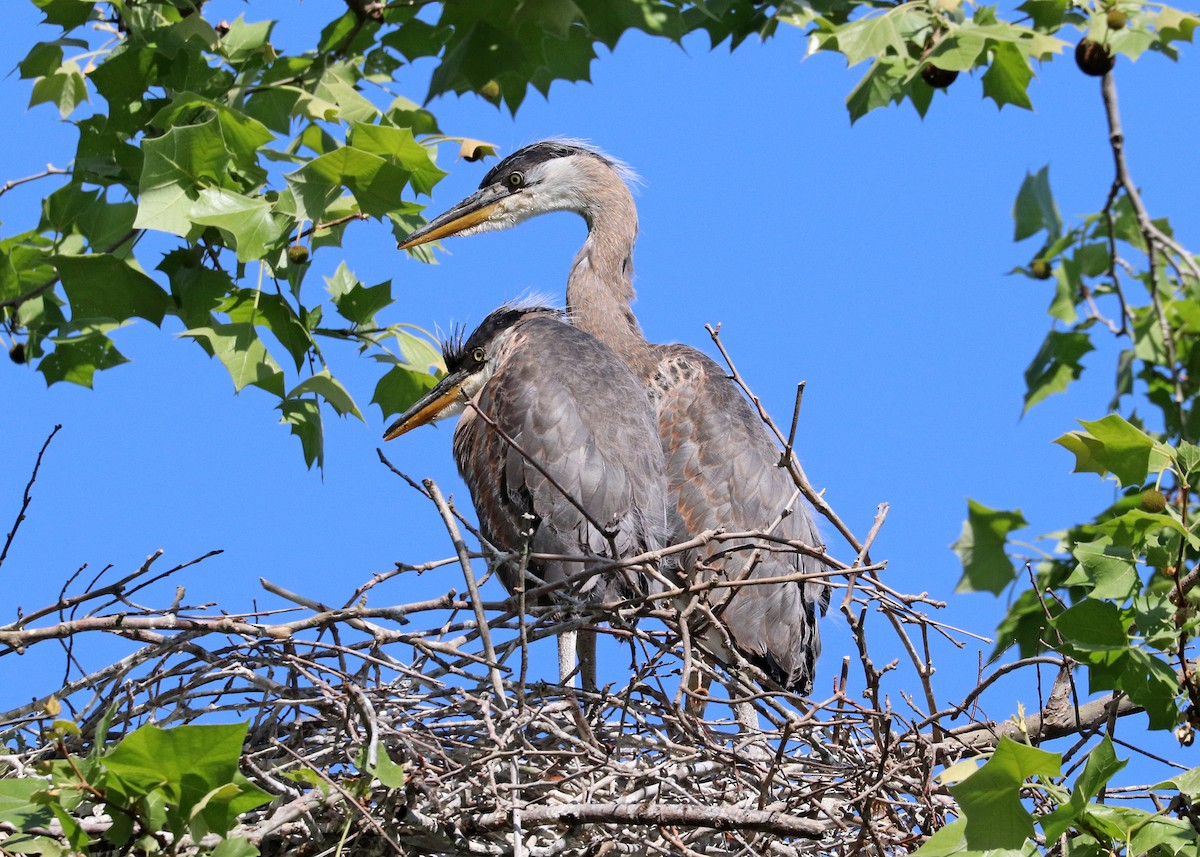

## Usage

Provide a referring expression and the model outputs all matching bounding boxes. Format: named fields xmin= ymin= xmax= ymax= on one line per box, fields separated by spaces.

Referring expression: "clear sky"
xmin=2 ymin=0 xmax=1199 ymax=763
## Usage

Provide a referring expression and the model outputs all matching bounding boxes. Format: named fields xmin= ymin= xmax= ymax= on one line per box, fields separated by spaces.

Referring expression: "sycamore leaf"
xmin=953 ymin=499 xmax=1027 ymax=594
xmin=1013 ymin=165 xmax=1061 ymax=242
xmin=982 ymin=41 xmax=1033 ymax=110
xmin=189 ymin=188 xmax=286 ymax=262
xmin=1054 ymin=599 xmax=1128 ymax=651
xmin=134 ymin=119 xmax=233 ymax=237
xmin=348 ymin=123 xmax=447 ymax=195
xmin=279 ymin=398 xmax=324 ymax=471
xmin=285 ymin=147 xmax=410 ymax=222
xmin=1023 ymin=330 xmax=1092 ymax=412
xmin=459 ymin=137 xmax=497 ymax=162
xmin=832 ymin=11 xmax=908 ymax=66
xmin=181 ymin=323 xmax=285 ymax=395
xmin=55 ymin=254 xmax=171 ymax=325
xmin=372 ymin=360 xmax=440 ymax=420
xmin=847 ymin=57 xmax=905 ymax=123
xmin=219 ymin=290 xmax=314 ymax=371
xmin=287 ymin=370 xmax=363 ymax=420
xmin=1041 ymin=737 xmax=1127 ymax=841
xmin=29 ymin=61 xmax=88 ymax=118
xmin=1055 ymin=414 xmax=1167 ymax=486
xmin=331 ymin=278 xmax=392 ymax=325
xmin=951 ymin=737 xmax=1060 ymax=850
xmin=1063 ymin=538 xmax=1138 ymax=600
xmin=38 ymin=323 xmax=130 ymax=388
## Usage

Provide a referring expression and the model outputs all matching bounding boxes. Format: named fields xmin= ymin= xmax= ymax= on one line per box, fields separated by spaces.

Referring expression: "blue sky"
xmin=3 ymin=0 xmax=1199 ymax=765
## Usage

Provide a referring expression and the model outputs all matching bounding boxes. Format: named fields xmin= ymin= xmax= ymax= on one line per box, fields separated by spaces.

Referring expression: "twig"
xmin=1 ymin=425 xmax=61 ymax=571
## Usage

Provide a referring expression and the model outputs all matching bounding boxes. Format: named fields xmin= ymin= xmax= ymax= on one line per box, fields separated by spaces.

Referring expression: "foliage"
xmin=0 ymin=715 xmax=271 ymax=856
xmin=948 ymin=59 xmax=1200 ymax=857
xmin=3 ymin=0 xmax=1200 ymax=854
xmin=4 ymin=0 xmax=1197 ymax=468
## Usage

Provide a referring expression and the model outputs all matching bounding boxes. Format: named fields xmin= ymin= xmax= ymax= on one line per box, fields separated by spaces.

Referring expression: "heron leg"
xmin=577 ymin=627 xmax=597 ymax=693
xmin=558 ymin=628 xmax=578 ymax=687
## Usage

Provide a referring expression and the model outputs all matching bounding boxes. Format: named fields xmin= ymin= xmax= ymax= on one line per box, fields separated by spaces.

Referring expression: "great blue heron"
xmin=382 ymin=304 xmax=671 ymax=690
xmin=398 ymin=141 xmax=830 ymax=698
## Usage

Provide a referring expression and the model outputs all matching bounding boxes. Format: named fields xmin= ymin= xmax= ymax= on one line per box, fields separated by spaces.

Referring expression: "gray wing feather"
xmin=651 ymin=343 xmax=829 ymax=694
xmin=455 ymin=316 xmax=669 ymax=605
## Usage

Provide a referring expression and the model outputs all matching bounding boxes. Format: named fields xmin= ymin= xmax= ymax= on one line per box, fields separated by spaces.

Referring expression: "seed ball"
xmin=1140 ymin=489 xmax=1168 ymax=513
xmin=920 ymin=64 xmax=959 ymax=89
xmin=8 ymin=342 xmax=26 ymax=364
xmin=287 ymin=244 xmax=310 ymax=266
xmin=1075 ymin=38 xmax=1115 ymax=76
xmin=1030 ymin=259 xmax=1052 ymax=279
xmin=1106 ymin=9 xmax=1127 ymax=29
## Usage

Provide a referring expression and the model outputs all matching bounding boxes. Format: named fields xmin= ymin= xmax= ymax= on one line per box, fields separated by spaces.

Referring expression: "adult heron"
xmin=383 ymin=304 xmax=671 ymax=690
xmin=397 ymin=141 xmax=830 ymax=697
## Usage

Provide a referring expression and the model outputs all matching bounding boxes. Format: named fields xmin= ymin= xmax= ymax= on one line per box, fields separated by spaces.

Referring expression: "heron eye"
xmin=507 ymin=171 xmax=524 ymax=188
xmin=471 ymin=347 xmax=486 ymax=363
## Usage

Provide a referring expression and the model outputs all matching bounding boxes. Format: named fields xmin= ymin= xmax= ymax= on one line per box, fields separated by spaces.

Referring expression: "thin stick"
xmin=1 ymin=425 xmax=62 ymax=570
xmin=425 ymin=479 xmax=508 ymax=709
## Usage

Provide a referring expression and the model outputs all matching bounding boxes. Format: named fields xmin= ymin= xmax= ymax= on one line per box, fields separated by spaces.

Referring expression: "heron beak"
xmin=397 ymin=184 xmax=511 ymax=250
xmin=382 ymin=370 xmax=470 ymax=441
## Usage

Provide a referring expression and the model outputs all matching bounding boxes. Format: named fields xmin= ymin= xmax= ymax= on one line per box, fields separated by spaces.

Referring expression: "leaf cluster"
xmin=0 ymin=715 xmax=269 ymax=856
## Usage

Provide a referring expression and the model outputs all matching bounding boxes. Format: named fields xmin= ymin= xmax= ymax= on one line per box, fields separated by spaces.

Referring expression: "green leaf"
xmin=38 ymin=323 xmax=130 ymax=387
xmin=29 ymin=62 xmax=88 ymax=118
xmin=19 ymin=41 xmax=66 ymax=79
xmin=134 ymin=119 xmax=234 ymax=237
xmin=1129 ymin=814 xmax=1197 ymax=857
xmin=361 ymin=747 xmax=406 ymax=789
xmin=212 ymin=837 xmax=261 ymax=857
xmin=951 ymin=737 xmax=1061 ymax=850
xmin=189 ymin=188 xmax=287 ymax=262
xmin=104 ymin=724 xmax=271 ymax=839
xmin=1119 ymin=649 xmax=1179 ymax=729
xmin=1055 ymin=414 xmax=1165 ymax=487
xmin=981 ymin=40 xmax=1033 ymax=110
xmin=1013 ymin=166 xmax=1061 ymax=242
xmin=1041 ymin=737 xmax=1127 ymax=841
xmin=220 ymin=290 xmax=314 ymax=371
xmin=910 ymin=818 xmax=968 ymax=856
xmin=832 ymin=11 xmax=907 ymax=66
xmin=285 ymin=147 xmax=411 ymax=222
xmin=217 ymin=15 xmax=276 ymax=62
xmin=279 ymin=398 xmax=324 ymax=470
xmin=55 ymin=254 xmax=171 ymax=325
xmin=1063 ymin=538 xmax=1138 ymax=600
xmin=326 ymin=264 xmax=393 ymax=325
xmin=1054 ymin=599 xmax=1128 ymax=650
xmin=0 ymin=780 xmax=55 ymax=828
xmin=372 ymin=360 xmax=440 ymax=421
xmin=925 ymin=31 xmax=988 ymax=71
xmin=1023 ymin=330 xmax=1093 ymax=412
xmin=32 ymin=0 xmax=94 ymax=30
xmin=1156 ymin=765 xmax=1200 ymax=797
xmin=348 ymin=123 xmax=447 ymax=196
xmin=180 ymin=324 xmax=285 ymax=395
xmin=953 ymin=500 xmax=1027 ymax=594
xmin=846 ymin=57 xmax=904 ymax=123
xmin=287 ymin=370 xmax=363 ymax=421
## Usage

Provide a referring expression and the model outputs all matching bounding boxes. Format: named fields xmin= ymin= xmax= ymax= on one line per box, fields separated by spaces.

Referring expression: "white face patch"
xmin=459 ymin=156 xmax=593 ymax=237
xmin=433 ymin=359 xmax=494 ymax=422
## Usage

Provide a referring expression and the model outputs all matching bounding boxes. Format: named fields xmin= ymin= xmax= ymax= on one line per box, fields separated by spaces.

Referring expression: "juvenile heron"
xmin=398 ymin=141 xmax=830 ymax=697
xmin=383 ymin=304 xmax=670 ymax=690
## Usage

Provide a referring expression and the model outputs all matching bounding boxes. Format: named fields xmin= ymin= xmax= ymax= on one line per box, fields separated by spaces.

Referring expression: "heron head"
xmin=396 ymin=141 xmax=630 ymax=250
xmin=382 ymin=304 xmax=560 ymax=440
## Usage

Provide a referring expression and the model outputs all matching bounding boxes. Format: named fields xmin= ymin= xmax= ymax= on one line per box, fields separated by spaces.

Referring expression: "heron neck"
xmin=567 ymin=202 xmax=653 ymax=369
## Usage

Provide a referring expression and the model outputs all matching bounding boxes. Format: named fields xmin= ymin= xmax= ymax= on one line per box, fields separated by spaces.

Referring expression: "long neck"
xmin=566 ymin=182 xmax=653 ymax=370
